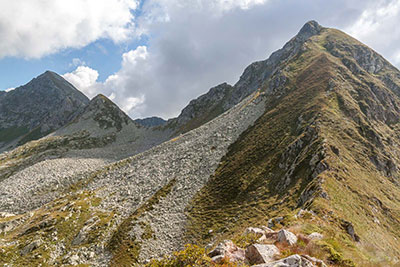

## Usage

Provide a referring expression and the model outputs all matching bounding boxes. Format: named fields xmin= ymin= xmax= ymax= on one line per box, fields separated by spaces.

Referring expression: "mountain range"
xmin=1 ymin=21 xmax=400 ymax=266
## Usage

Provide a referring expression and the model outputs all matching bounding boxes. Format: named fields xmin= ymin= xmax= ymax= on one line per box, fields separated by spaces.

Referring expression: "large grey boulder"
xmin=277 ymin=229 xmax=298 ymax=246
xmin=208 ymin=240 xmax=246 ymax=263
xmin=20 ymin=239 xmax=43 ymax=256
xmin=245 ymin=244 xmax=280 ymax=264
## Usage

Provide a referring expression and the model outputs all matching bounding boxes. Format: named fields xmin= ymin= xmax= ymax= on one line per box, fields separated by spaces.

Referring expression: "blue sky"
xmin=1 ymin=0 xmax=400 ymax=119
xmin=0 ymin=1 xmax=147 ymax=90
xmin=0 ymin=39 xmax=133 ymax=89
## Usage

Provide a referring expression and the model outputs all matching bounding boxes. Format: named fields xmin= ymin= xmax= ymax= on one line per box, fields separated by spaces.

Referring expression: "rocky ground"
xmin=0 ymin=90 xmax=266 ymax=266
xmin=86 ymin=90 xmax=266 ymax=263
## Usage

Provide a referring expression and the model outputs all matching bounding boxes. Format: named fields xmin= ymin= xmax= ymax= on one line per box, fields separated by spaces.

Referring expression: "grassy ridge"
xmin=185 ymin=29 xmax=400 ymax=266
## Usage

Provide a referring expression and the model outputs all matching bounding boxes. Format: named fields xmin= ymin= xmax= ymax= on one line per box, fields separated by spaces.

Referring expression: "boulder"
xmin=268 ymin=217 xmax=284 ymax=228
xmin=261 ymin=226 xmax=275 ymax=233
xmin=307 ymin=232 xmax=323 ymax=241
xmin=245 ymin=244 xmax=280 ymax=264
xmin=211 ymin=255 xmax=225 ymax=263
xmin=277 ymin=229 xmax=298 ymax=245
xmin=20 ymin=239 xmax=43 ymax=256
xmin=253 ymin=254 xmax=314 ymax=267
xmin=245 ymin=227 xmax=266 ymax=236
xmin=302 ymin=255 xmax=327 ymax=267
xmin=0 ymin=219 xmax=19 ymax=235
xmin=208 ymin=240 xmax=246 ymax=262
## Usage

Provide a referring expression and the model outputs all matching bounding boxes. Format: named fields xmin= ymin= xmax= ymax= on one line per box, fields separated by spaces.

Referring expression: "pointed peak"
xmin=91 ymin=93 xmax=108 ymax=101
xmin=296 ymin=20 xmax=323 ymax=41
xmin=87 ymin=94 xmax=117 ymax=109
xmin=37 ymin=70 xmax=59 ymax=80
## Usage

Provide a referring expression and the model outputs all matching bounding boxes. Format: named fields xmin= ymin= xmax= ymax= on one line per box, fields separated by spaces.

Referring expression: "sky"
xmin=1 ymin=0 xmax=400 ymax=119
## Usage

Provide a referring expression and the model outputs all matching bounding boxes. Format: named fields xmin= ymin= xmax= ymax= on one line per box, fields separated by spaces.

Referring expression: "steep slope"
xmin=0 ymin=71 xmax=89 ymax=151
xmin=0 ymin=94 xmax=173 ymax=213
xmin=186 ymin=22 xmax=400 ymax=265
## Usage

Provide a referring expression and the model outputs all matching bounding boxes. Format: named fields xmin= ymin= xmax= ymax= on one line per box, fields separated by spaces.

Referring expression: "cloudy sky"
xmin=1 ymin=0 xmax=399 ymax=119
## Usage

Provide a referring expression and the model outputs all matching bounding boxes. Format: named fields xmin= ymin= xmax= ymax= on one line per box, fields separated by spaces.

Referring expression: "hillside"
xmin=1 ymin=21 xmax=400 ymax=267
xmin=187 ymin=21 xmax=400 ymax=265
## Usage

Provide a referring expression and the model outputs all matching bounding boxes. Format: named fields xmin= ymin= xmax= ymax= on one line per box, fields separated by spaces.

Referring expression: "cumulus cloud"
xmin=69 ymin=58 xmax=86 ymax=68
xmin=0 ymin=0 xmax=138 ymax=59
xmin=346 ymin=0 xmax=400 ymax=65
xmin=63 ymin=66 xmax=99 ymax=98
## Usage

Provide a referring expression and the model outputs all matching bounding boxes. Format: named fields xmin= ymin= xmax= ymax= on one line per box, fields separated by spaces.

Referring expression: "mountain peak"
xmin=69 ymin=93 xmax=133 ymax=133
xmin=134 ymin=116 xmax=167 ymax=127
xmin=90 ymin=93 xmax=109 ymax=103
xmin=296 ymin=20 xmax=323 ymax=41
xmin=36 ymin=70 xmax=63 ymax=82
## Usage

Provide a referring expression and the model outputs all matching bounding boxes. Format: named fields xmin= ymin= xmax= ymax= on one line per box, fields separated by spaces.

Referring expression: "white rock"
xmin=308 ymin=232 xmax=323 ymax=240
xmin=244 ymin=227 xmax=266 ymax=235
xmin=245 ymin=244 xmax=280 ymax=264
xmin=253 ymin=254 xmax=314 ymax=267
xmin=277 ymin=229 xmax=298 ymax=245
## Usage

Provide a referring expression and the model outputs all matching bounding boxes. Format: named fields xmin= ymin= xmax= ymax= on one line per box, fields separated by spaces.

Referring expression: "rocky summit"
xmin=1 ymin=21 xmax=400 ymax=267
xmin=0 ymin=71 xmax=89 ymax=152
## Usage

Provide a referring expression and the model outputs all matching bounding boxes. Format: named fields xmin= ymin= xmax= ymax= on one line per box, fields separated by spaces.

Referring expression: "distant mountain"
xmin=134 ymin=116 xmax=167 ymax=127
xmin=0 ymin=71 xmax=89 ymax=151
xmin=55 ymin=94 xmax=133 ymax=136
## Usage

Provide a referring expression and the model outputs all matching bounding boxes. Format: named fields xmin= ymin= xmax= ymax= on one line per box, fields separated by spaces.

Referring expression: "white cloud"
xmin=70 ymin=58 xmax=86 ymax=68
xmin=345 ymin=0 xmax=400 ymax=64
xmin=64 ymin=0 xmax=383 ymax=120
xmin=5 ymin=87 xmax=15 ymax=92
xmin=63 ymin=47 xmax=148 ymax=117
xmin=0 ymin=0 xmax=138 ymax=59
xmin=63 ymin=66 xmax=99 ymax=98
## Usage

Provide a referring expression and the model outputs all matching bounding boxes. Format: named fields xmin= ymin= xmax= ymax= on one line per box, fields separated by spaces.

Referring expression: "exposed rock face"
xmin=55 ymin=94 xmax=133 ymax=137
xmin=253 ymin=254 xmax=314 ymax=267
xmin=168 ymin=82 xmax=234 ymax=133
xmin=134 ymin=116 xmax=167 ymax=127
xmin=0 ymin=71 xmax=89 ymax=151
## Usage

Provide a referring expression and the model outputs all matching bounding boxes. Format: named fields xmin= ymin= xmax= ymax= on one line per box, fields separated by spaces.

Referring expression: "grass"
xmin=0 ymin=191 xmax=114 ymax=266
xmin=0 ymin=126 xmax=29 ymax=143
